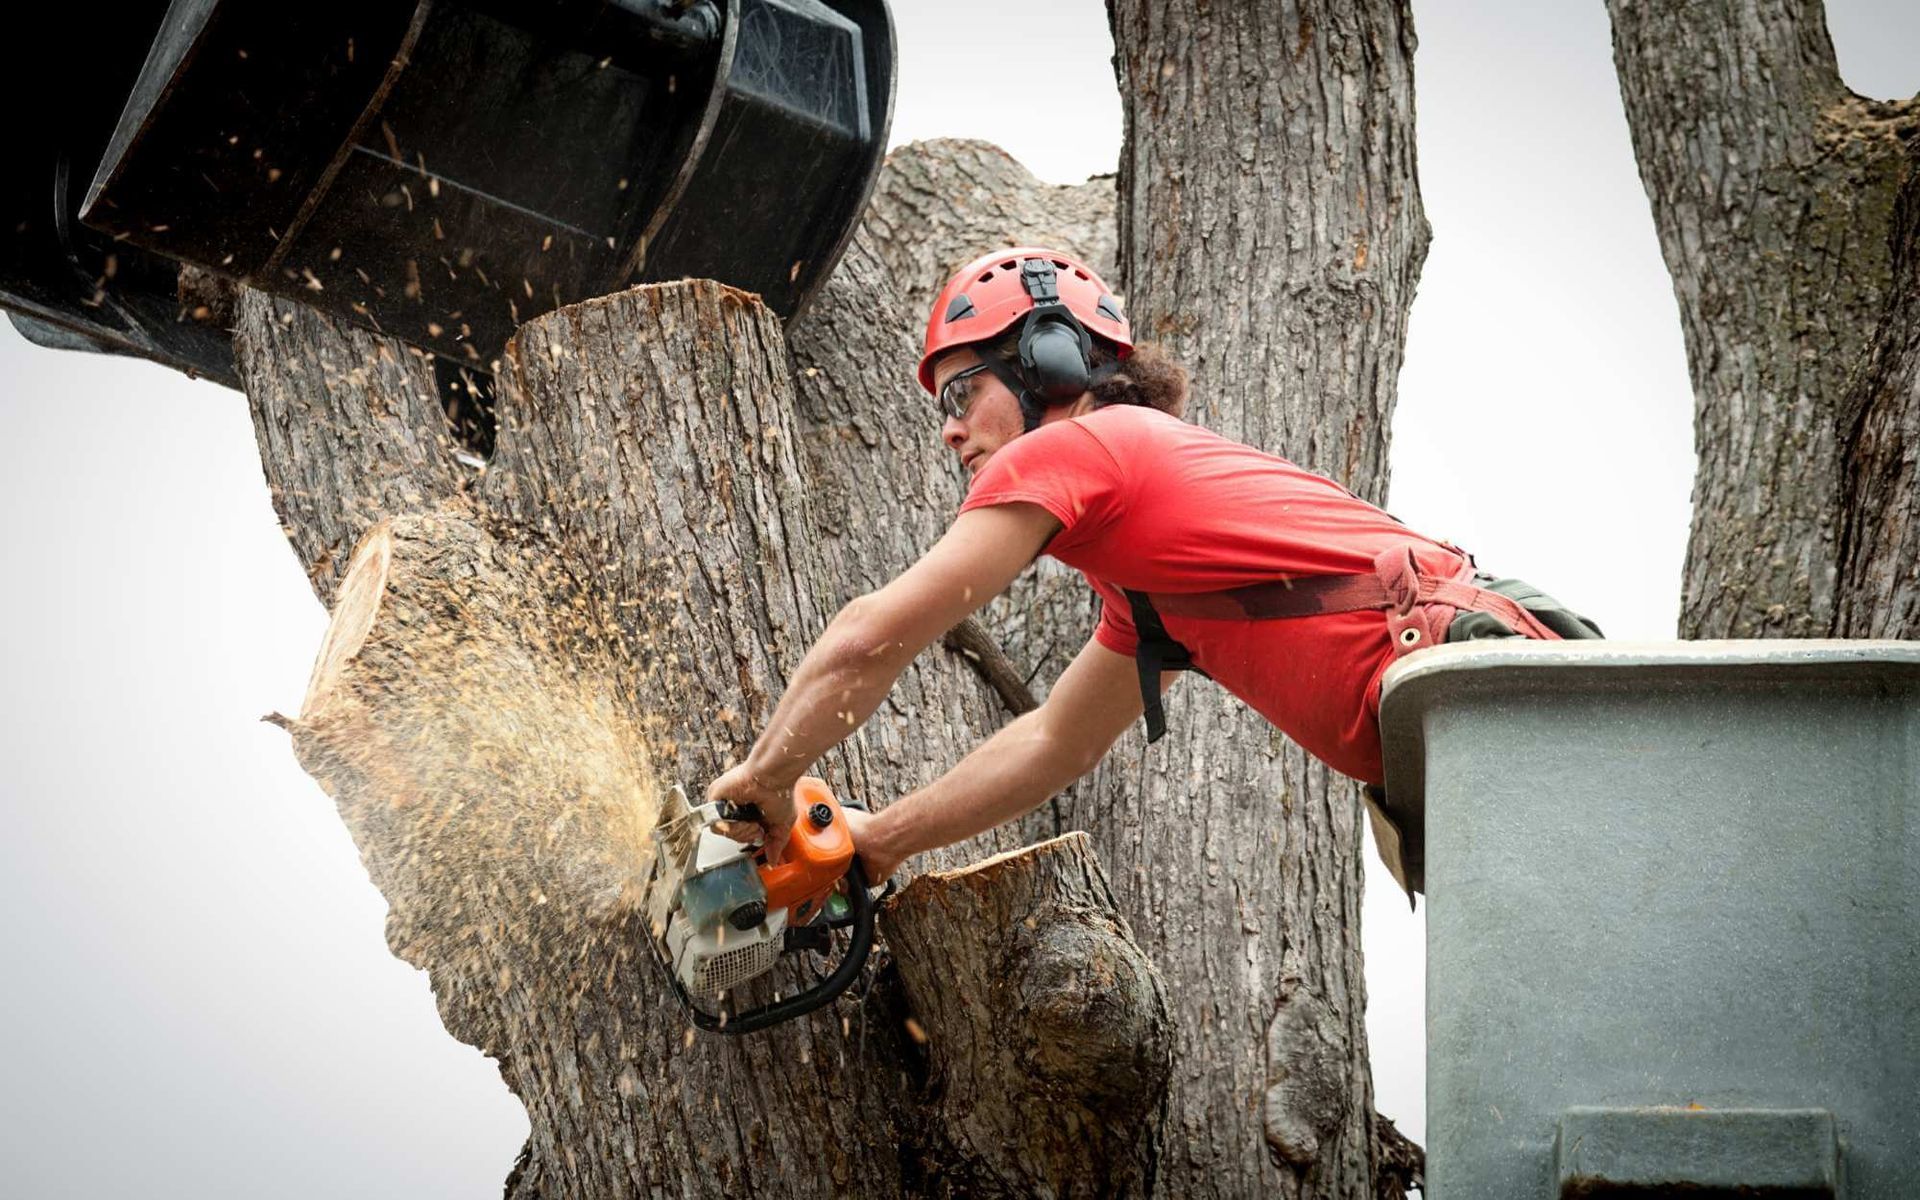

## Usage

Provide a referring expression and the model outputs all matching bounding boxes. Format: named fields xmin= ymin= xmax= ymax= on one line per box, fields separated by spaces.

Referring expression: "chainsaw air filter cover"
xmin=669 ymin=832 xmax=785 ymax=996
xmin=3 ymin=0 xmax=894 ymax=386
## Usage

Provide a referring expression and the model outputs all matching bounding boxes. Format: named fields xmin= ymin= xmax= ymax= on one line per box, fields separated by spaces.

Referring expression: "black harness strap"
xmin=1124 ymin=588 xmax=1205 ymax=742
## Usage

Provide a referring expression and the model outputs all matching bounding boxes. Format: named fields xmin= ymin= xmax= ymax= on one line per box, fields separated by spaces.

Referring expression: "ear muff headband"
xmin=1016 ymin=259 xmax=1095 ymax=404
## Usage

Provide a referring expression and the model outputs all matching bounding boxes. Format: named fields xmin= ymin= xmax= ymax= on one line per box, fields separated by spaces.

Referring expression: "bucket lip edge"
xmin=1374 ymin=639 xmax=1920 ymax=899
xmin=1381 ymin=638 xmax=1920 ymax=714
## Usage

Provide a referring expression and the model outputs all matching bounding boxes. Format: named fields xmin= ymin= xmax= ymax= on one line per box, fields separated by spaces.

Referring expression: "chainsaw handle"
xmin=716 ymin=800 xmax=762 ymax=824
xmin=688 ymin=854 xmax=878 ymax=1036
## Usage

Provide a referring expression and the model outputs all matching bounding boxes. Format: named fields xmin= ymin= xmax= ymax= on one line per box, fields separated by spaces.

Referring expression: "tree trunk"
xmin=1605 ymin=0 xmax=1920 ymax=638
xmin=1836 ymin=150 xmax=1920 ymax=638
xmin=240 ymin=278 xmax=1170 ymax=1197
xmin=1091 ymin=2 xmax=1430 ymax=1197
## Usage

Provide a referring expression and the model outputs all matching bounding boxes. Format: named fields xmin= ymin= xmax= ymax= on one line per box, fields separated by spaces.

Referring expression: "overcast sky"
xmin=1 ymin=3 xmax=1913 ymax=1196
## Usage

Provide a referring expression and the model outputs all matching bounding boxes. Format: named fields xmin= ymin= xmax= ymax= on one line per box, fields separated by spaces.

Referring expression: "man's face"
xmin=932 ymin=348 xmax=1025 ymax=478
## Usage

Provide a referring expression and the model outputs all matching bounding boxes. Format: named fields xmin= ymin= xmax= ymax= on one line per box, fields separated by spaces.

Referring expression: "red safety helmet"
xmin=916 ymin=247 xmax=1131 ymax=395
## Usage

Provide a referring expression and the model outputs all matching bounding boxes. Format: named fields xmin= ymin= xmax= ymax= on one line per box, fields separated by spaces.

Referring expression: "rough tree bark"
xmin=236 ymin=296 xmax=469 ymax=604
xmin=238 ymin=279 xmax=1170 ymax=1197
xmin=1606 ymin=0 xmax=1920 ymax=638
xmin=1081 ymin=2 xmax=1430 ymax=1197
xmin=1835 ymin=155 xmax=1920 ymax=638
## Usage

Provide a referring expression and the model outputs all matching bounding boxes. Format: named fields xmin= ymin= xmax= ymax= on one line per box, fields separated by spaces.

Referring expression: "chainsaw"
xmin=645 ymin=777 xmax=878 ymax=1035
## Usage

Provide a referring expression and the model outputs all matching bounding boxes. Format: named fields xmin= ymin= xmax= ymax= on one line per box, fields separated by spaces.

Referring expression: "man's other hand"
xmin=841 ymin=805 xmax=903 ymax=884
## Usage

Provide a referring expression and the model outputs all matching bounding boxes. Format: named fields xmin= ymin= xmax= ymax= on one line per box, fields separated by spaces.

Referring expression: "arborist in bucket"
xmin=709 ymin=247 xmax=1600 ymax=894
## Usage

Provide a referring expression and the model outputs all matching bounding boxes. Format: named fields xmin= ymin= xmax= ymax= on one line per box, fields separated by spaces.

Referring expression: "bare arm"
xmin=849 ymin=635 xmax=1180 ymax=882
xmin=708 ymin=503 xmax=1060 ymax=844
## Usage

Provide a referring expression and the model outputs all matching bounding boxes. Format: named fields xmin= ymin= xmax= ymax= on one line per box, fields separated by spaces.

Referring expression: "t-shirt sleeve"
xmin=1093 ymin=590 xmax=1140 ymax=657
xmin=957 ymin=419 xmax=1126 ymax=555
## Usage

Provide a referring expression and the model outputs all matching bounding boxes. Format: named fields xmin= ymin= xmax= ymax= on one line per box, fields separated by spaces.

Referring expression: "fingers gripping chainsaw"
xmin=645 ymin=778 xmax=877 ymax=1035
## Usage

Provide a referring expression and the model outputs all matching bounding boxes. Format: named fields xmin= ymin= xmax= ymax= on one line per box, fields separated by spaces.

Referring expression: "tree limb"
xmin=1606 ymin=0 xmax=1917 ymax=636
xmin=941 ymin=616 xmax=1038 ymax=716
xmin=233 ymin=288 xmax=469 ymax=605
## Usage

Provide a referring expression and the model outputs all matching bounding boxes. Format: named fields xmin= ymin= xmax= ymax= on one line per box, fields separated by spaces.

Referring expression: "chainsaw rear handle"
xmin=685 ymin=853 xmax=878 ymax=1036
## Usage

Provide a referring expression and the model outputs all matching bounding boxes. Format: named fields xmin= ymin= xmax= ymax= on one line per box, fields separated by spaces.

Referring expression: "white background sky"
xmin=1 ymin=3 xmax=1912 ymax=1196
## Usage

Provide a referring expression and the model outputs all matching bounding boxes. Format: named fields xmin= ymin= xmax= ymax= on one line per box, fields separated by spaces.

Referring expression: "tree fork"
xmin=1606 ymin=0 xmax=1919 ymax=638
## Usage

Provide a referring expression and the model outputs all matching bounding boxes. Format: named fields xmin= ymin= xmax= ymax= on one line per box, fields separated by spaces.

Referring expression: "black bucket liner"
xmin=3 ymin=0 xmax=894 ymax=387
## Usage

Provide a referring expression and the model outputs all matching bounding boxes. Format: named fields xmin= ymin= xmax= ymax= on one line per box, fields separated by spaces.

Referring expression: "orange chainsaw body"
xmin=756 ymin=777 xmax=854 ymax=925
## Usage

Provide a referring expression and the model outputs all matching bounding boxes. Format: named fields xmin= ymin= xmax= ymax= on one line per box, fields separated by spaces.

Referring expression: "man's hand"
xmin=841 ymin=806 xmax=903 ymax=884
xmin=706 ymin=764 xmax=797 ymax=860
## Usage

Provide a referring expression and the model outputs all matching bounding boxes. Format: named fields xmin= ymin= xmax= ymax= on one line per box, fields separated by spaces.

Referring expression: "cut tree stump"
xmin=885 ymin=833 xmax=1173 ymax=1199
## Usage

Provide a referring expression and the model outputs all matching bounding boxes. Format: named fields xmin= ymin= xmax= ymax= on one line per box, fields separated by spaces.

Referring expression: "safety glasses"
xmin=937 ymin=363 xmax=991 ymax=421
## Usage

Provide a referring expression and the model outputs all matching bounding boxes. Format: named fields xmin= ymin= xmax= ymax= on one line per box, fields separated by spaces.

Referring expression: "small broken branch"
xmin=941 ymin=616 xmax=1038 ymax=716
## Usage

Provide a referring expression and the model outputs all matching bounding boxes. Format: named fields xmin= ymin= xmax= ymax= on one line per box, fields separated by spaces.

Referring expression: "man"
xmin=708 ymin=247 xmax=1598 ymax=890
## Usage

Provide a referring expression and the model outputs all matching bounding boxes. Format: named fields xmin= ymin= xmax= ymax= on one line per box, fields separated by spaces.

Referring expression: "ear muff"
xmin=1018 ymin=312 xmax=1093 ymax=401
xmin=1012 ymin=258 xmax=1095 ymax=427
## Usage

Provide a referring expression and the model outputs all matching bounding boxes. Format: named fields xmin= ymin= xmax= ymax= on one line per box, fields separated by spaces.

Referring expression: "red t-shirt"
xmin=958 ymin=404 xmax=1466 ymax=785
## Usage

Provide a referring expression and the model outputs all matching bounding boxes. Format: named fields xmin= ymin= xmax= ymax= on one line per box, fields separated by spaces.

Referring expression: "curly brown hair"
xmin=976 ymin=329 xmax=1188 ymax=419
xmin=1086 ymin=339 xmax=1187 ymax=418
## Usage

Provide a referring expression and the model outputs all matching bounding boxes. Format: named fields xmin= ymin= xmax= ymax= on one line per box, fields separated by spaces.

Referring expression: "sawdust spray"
xmin=270 ymin=509 xmax=675 ymax=1056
